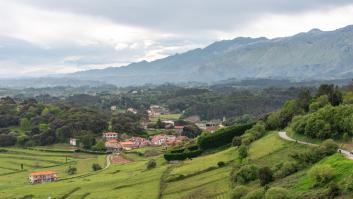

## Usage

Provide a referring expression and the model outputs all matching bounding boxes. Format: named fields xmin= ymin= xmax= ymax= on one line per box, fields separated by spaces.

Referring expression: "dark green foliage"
xmin=0 ymin=134 xmax=16 ymax=147
xmin=258 ymin=167 xmax=273 ymax=186
xmin=92 ymin=163 xmax=102 ymax=171
xmin=309 ymin=165 xmax=335 ymax=186
xmin=232 ymin=164 xmax=259 ymax=184
xmin=146 ymin=159 xmax=157 ymax=170
xmin=66 ymin=166 xmax=77 ymax=175
xmin=316 ymin=84 xmax=343 ymax=106
xmin=182 ymin=124 xmax=201 ymax=138
xmin=80 ymin=134 xmax=96 ymax=149
xmin=111 ymin=112 xmax=144 ymax=135
xmin=164 ymin=149 xmax=203 ymax=161
xmin=238 ymin=145 xmax=248 ymax=160
xmin=243 ymin=189 xmax=265 ymax=199
xmin=274 ymin=161 xmax=299 ymax=178
xmin=217 ymin=161 xmax=226 ymax=167
xmin=327 ymin=182 xmax=341 ymax=199
xmin=197 ymin=123 xmax=253 ymax=150
xmin=232 ymin=136 xmax=242 ymax=147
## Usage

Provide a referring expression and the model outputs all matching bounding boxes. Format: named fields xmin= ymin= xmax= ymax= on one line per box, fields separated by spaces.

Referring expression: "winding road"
xmin=278 ymin=131 xmax=353 ymax=160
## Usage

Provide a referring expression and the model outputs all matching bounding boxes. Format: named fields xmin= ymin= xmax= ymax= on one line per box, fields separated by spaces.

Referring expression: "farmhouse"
xmin=130 ymin=137 xmax=150 ymax=147
xmin=29 ymin=171 xmax=58 ymax=184
xmin=105 ymin=139 xmax=121 ymax=152
xmin=103 ymin=132 xmax=119 ymax=140
xmin=127 ymin=107 xmax=138 ymax=114
xmin=69 ymin=138 xmax=79 ymax=147
xmin=148 ymin=105 xmax=169 ymax=117
xmin=120 ymin=141 xmax=137 ymax=150
xmin=151 ymin=134 xmax=168 ymax=145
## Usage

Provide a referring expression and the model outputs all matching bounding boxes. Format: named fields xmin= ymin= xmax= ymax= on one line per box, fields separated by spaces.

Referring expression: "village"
xmin=27 ymin=105 xmax=224 ymax=185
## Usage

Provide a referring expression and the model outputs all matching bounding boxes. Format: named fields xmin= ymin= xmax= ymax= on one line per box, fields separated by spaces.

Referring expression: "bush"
xmin=232 ymin=136 xmax=242 ymax=147
xmin=265 ymin=187 xmax=291 ymax=199
xmin=243 ymin=189 xmax=265 ymax=199
xmin=231 ymin=185 xmax=249 ymax=199
xmin=319 ymin=139 xmax=338 ymax=155
xmin=274 ymin=161 xmax=298 ymax=178
xmin=217 ymin=161 xmax=226 ymax=167
xmin=232 ymin=164 xmax=259 ymax=184
xmin=92 ymin=163 xmax=102 ymax=171
xmin=164 ymin=149 xmax=203 ymax=161
xmin=238 ymin=145 xmax=248 ymax=160
xmin=66 ymin=166 xmax=77 ymax=175
xmin=146 ymin=159 xmax=157 ymax=170
xmin=259 ymin=167 xmax=273 ymax=186
xmin=327 ymin=182 xmax=341 ymax=199
xmin=197 ymin=123 xmax=253 ymax=150
xmin=309 ymin=165 xmax=335 ymax=186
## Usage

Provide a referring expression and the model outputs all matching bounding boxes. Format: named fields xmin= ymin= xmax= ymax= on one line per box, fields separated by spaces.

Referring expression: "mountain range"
xmin=9 ymin=25 xmax=353 ymax=88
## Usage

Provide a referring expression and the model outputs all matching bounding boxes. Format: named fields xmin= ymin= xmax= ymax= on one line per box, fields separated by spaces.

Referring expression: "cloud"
xmin=0 ymin=0 xmax=353 ymax=76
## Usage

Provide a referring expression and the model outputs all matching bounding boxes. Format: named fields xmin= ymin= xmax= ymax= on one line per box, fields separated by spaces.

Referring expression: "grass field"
xmin=150 ymin=114 xmax=181 ymax=122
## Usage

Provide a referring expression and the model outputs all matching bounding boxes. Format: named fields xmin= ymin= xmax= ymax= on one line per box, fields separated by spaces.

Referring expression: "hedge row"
xmin=164 ymin=149 xmax=203 ymax=161
xmin=197 ymin=123 xmax=254 ymax=150
xmin=169 ymin=145 xmax=199 ymax=154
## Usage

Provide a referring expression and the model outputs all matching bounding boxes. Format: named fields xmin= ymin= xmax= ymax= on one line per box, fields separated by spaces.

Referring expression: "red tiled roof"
xmin=120 ymin=141 xmax=134 ymax=146
xmin=107 ymin=139 xmax=119 ymax=143
xmin=30 ymin=171 xmax=57 ymax=176
xmin=174 ymin=126 xmax=184 ymax=129
xmin=104 ymin=132 xmax=118 ymax=135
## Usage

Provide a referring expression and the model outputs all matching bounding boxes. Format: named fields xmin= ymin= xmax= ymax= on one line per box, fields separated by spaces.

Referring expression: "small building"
xmin=127 ymin=108 xmax=138 ymax=114
xmin=120 ymin=141 xmax=137 ymax=151
xmin=151 ymin=134 xmax=167 ymax=146
xmin=130 ymin=137 xmax=151 ymax=148
xmin=29 ymin=171 xmax=58 ymax=184
xmin=69 ymin=138 xmax=79 ymax=147
xmin=105 ymin=139 xmax=122 ymax=152
xmin=103 ymin=132 xmax=119 ymax=140
xmin=111 ymin=106 xmax=117 ymax=111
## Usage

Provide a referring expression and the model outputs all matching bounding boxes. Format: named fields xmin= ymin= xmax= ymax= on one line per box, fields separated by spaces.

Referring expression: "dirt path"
xmin=110 ymin=153 xmax=132 ymax=164
xmin=278 ymin=131 xmax=353 ymax=160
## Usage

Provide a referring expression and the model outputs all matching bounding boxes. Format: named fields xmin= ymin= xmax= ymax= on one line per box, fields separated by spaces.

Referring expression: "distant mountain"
xmin=68 ymin=25 xmax=353 ymax=86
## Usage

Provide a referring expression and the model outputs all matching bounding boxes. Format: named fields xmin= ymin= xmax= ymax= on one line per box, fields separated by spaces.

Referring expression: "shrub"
xmin=238 ymin=145 xmax=248 ymax=160
xmin=164 ymin=149 xmax=203 ymax=161
xmin=265 ymin=187 xmax=291 ymax=199
xmin=217 ymin=161 xmax=226 ymax=167
xmin=232 ymin=164 xmax=259 ymax=184
xmin=232 ymin=136 xmax=242 ymax=147
xmin=259 ymin=167 xmax=273 ymax=186
xmin=197 ymin=123 xmax=253 ymax=150
xmin=66 ymin=166 xmax=77 ymax=175
xmin=231 ymin=185 xmax=249 ymax=199
xmin=327 ymin=182 xmax=341 ymax=199
xmin=309 ymin=165 xmax=335 ymax=186
xmin=275 ymin=161 xmax=298 ymax=178
xmin=146 ymin=159 xmax=157 ymax=170
xmin=319 ymin=139 xmax=338 ymax=155
xmin=92 ymin=163 xmax=102 ymax=171
xmin=243 ymin=189 xmax=265 ymax=199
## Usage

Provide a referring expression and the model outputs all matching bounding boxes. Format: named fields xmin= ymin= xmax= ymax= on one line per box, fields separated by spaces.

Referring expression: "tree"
xmin=81 ymin=134 xmax=96 ymax=149
xmin=297 ymin=89 xmax=311 ymax=112
xmin=92 ymin=163 xmax=102 ymax=171
xmin=66 ymin=166 xmax=77 ymax=175
xmin=92 ymin=140 xmax=106 ymax=151
xmin=232 ymin=164 xmax=259 ymax=184
xmin=20 ymin=118 xmax=31 ymax=132
xmin=239 ymin=145 xmax=248 ymax=160
xmin=316 ymin=84 xmax=342 ymax=106
xmin=146 ymin=159 xmax=157 ymax=170
xmin=0 ymin=134 xmax=16 ymax=147
xmin=232 ymin=136 xmax=242 ymax=147
xmin=309 ymin=165 xmax=335 ymax=186
xmin=259 ymin=167 xmax=273 ymax=186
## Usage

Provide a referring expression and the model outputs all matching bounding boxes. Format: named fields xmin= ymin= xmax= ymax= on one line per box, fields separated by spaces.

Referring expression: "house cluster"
xmin=151 ymin=134 xmax=188 ymax=146
xmin=103 ymin=132 xmax=151 ymax=152
xmin=148 ymin=105 xmax=169 ymax=117
xmin=195 ymin=119 xmax=223 ymax=133
xmin=29 ymin=171 xmax=58 ymax=184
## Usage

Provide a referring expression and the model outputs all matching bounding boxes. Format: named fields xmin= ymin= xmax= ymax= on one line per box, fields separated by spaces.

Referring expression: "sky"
xmin=1 ymin=0 xmax=353 ymax=77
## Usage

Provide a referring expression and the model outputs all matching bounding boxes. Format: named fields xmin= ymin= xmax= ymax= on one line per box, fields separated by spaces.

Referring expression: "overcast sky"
xmin=1 ymin=0 xmax=353 ymax=77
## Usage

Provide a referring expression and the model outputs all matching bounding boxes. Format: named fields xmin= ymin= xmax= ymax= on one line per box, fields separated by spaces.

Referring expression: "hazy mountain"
xmin=67 ymin=25 xmax=353 ymax=86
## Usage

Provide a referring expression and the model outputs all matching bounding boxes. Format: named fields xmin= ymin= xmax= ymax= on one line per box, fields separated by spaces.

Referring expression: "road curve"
xmin=278 ymin=131 xmax=353 ymax=160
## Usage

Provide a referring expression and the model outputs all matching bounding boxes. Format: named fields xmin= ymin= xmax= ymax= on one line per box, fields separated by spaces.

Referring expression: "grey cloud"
xmin=16 ymin=0 xmax=353 ymax=32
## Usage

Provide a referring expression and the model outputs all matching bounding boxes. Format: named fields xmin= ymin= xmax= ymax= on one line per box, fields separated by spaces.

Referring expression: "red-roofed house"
xmin=103 ymin=132 xmax=118 ymax=140
xmin=120 ymin=141 xmax=137 ymax=150
xmin=130 ymin=137 xmax=151 ymax=147
xmin=29 ymin=171 xmax=58 ymax=184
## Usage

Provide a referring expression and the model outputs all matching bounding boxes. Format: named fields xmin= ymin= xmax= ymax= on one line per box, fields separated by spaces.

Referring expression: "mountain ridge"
xmin=66 ymin=25 xmax=353 ymax=86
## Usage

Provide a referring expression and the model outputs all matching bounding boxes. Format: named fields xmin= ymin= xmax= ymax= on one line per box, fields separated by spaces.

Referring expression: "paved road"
xmin=278 ymin=131 xmax=353 ymax=160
